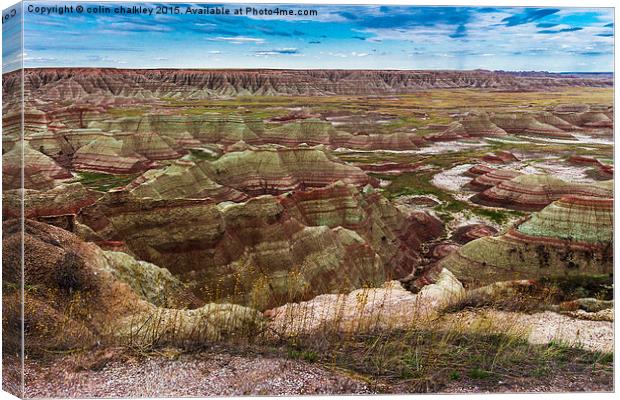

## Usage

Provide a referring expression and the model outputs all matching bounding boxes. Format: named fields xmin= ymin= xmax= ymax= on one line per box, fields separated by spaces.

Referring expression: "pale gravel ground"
xmin=22 ymin=347 xmax=613 ymax=398
xmin=24 ymin=352 xmax=371 ymax=398
xmin=441 ymin=373 xmax=613 ymax=394
xmin=520 ymin=133 xmax=613 ymax=145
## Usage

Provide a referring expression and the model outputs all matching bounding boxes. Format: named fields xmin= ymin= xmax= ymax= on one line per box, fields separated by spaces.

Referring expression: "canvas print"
xmin=1 ymin=1 xmax=614 ymax=397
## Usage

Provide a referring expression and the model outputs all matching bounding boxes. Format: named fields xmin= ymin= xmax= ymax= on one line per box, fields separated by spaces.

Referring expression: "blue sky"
xmin=2 ymin=2 xmax=615 ymax=72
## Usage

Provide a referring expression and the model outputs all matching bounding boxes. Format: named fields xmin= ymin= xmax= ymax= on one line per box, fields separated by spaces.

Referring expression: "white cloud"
xmin=208 ymin=36 xmax=265 ymax=44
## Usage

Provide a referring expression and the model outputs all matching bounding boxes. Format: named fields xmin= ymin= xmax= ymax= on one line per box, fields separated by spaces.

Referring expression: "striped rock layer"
xmin=96 ymin=115 xmax=424 ymax=151
xmin=125 ymin=160 xmax=248 ymax=202
xmin=430 ymin=113 xmax=506 ymax=141
xmin=439 ymin=195 xmax=613 ymax=288
xmin=71 ymin=136 xmax=159 ymax=174
xmin=569 ymin=155 xmax=614 ymax=180
xmin=14 ymin=104 xmax=613 ymax=177
xmin=491 ymin=113 xmax=573 ymax=139
xmin=464 ymin=164 xmax=495 ymax=177
xmin=471 ymin=174 xmax=613 ymax=211
xmin=450 ymin=224 xmax=499 ymax=244
xmin=467 ymin=168 xmax=523 ymax=191
xmin=23 ymin=112 xmax=427 ymax=175
xmin=77 ymin=183 xmax=443 ymax=310
xmin=431 ymin=105 xmax=613 ymax=142
xmin=126 ymin=145 xmax=373 ymax=200
xmin=204 ymin=145 xmax=374 ymax=196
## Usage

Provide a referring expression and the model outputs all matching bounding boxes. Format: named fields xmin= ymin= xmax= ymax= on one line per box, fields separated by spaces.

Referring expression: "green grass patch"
xmin=470 ymin=208 xmax=523 ymax=225
xmin=379 ymin=170 xmax=523 ymax=226
xmin=287 ymin=348 xmax=319 ymax=363
xmin=74 ymin=171 xmax=138 ymax=192
xmin=468 ymin=367 xmax=492 ymax=380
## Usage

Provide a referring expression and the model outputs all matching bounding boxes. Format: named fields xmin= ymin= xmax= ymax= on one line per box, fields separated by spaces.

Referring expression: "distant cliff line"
xmin=3 ymin=68 xmax=613 ymax=99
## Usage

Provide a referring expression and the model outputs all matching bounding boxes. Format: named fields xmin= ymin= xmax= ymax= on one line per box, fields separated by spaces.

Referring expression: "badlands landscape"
xmin=2 ymin=68 xmax=614 ymax=395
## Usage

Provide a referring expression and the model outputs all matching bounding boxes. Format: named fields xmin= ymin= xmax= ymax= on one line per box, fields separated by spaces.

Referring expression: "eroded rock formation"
xmin=266 ymin=269 xmax=464 ymax=336
xmin=471 ymin=174 xmax=613 ymax=211
xmin=439 ymin=195 xmax=613 ymax=287
xmin=77 ymin=183 xmax=443 ymax=310
xmin=2 ymin=142 xmax=72 ymax=190
xmin=7 ymin=69 xmax=612 ymax=101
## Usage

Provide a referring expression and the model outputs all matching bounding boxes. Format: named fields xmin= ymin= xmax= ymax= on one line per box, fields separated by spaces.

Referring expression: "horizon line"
xmin=3 ymin=66 xmax=614 ymax=74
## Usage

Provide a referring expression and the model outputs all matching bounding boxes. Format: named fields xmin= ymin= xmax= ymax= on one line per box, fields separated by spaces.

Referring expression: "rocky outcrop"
xmin=78 ymin=183 xmax=443 ymax=310
xmin=439 ymin=195 xmax=613 ymax=287
xmin=125 ymin=160 xmax=248 ymax=202
xmin=553 ymin=104 xmax=613 ymax=128
xmin=594 ymin=164 xmax=614 ymax=180
xmin=100 ymin=250 xmax=202 ymax=309
xmin=94 ymin=114 xmax=265 ymax=148
xmin=3 ymin=183 xmax=102 ymax=220
xmin=460 ymin=112 xmax=507 ymax=137
xmin=266 ymin=119 xmax=423 ymax=150
xmin=281 ymin=182 xmax=444 ymax=275
xmin=2 ymin=219 xmax=263 ymax=355
xmin=464 ymin=164 xmax=495 ymax=177
xmin=2 ymin=142 xmax=72 ymax=190
xmin=471 ymin=174 xmax=613 ymax=211
xmin=430 ymin=105 xmax=615 ymax=141
xmin=531 ymin=111 xmax=578 ymax=131
xmin=266 ymin=269 xmax=464 ymax=336
xmin=569 ymin=155 xmax=614 ymax=180
xmin=491 ymin=113 xmax=574 ymax=139
xmin=451 ymin=224 xmax=498 ymax=244
xmin=480 ymin=151 xmax=519 ymax=164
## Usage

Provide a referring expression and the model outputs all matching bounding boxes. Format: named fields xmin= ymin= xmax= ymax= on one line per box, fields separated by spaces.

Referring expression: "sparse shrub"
xmin=54 ymin=251 xmax=92 ymax=294
xmin=468 ymin=367 xmax=491 ymax=380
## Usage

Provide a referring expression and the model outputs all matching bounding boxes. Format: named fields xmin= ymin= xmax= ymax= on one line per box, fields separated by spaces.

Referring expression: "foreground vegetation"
xmin=281 ymin=328 xmax=612 ymax=393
